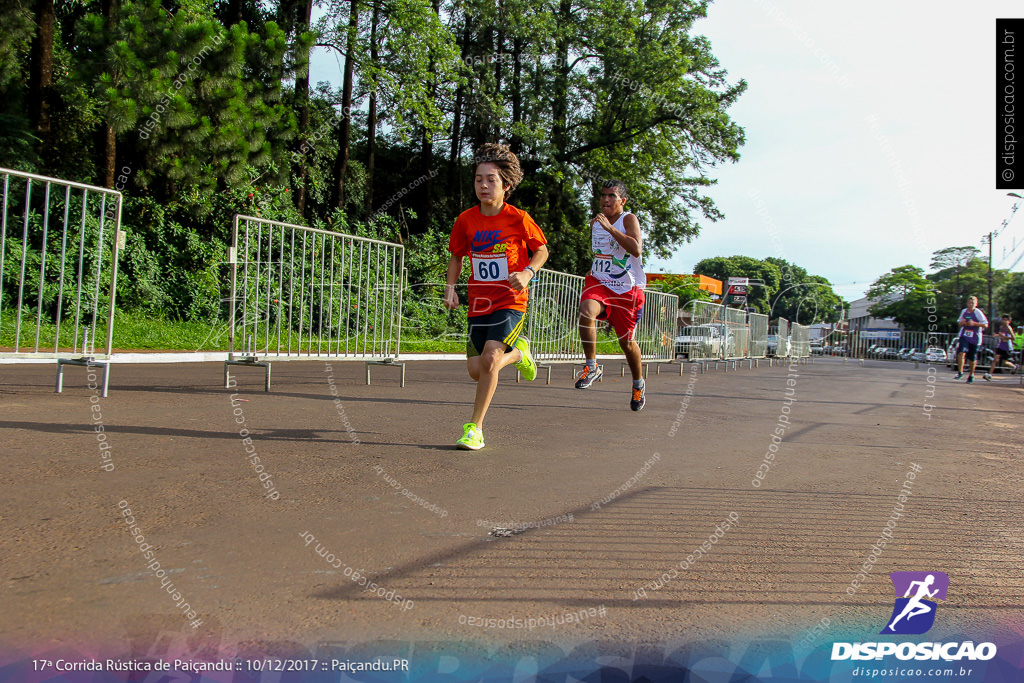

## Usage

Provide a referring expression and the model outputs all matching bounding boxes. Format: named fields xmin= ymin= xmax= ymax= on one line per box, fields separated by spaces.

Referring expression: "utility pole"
xmin=985 ymin=193 xmax=1023 ymax=332
xmin=986 ymin=230 xmax=994 ymax=327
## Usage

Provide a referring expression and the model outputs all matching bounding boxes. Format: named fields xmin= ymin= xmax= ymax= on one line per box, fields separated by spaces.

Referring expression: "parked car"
xmin=912 ymin=347 xmax=947 ymax=362
xmin=883 ymin=347 xmax=901 ymax=359
xmin=675 ymin=324 xmax=727 ymax=359
xmin=946 ymin=339 xmax=959 ymax=367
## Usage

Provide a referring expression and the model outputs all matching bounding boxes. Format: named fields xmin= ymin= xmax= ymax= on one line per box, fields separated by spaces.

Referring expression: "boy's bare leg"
xmin=578 ymin=299 xmax=602 ymax=361
xmin=468 ymin=340 xmax=521 ymax=428
xmin=620 ymin=336 xmax=642 ymax=381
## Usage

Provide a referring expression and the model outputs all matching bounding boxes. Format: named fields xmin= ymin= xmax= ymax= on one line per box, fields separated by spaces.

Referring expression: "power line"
xmin=986 ymin=197 xmax=1022 ymax=269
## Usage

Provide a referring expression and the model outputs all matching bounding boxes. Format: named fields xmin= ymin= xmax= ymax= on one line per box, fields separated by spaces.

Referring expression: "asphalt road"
xmin=2 ymin=356 xmax=1022 ymax=665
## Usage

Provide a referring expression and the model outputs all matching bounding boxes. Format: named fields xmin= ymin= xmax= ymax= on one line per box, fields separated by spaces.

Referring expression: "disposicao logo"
xmin=831 ymin=571 xmax=997 ymax=663
xmin=881 ymin=571 xmax=948 ymax=635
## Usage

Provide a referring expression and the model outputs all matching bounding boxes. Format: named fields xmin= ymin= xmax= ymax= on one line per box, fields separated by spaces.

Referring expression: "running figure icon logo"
xmin=880 ymin=571 xmax=949 ymax=635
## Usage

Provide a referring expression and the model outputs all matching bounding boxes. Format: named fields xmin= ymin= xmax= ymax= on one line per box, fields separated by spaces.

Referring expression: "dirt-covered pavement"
xmin=2 ymin=356 xmax=1023 ymax=670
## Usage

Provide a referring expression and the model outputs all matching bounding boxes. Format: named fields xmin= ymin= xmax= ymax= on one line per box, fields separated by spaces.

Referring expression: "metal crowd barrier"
xmin=856 ymin=330 xmax=956 ymax=361
xmin=0 ymin=168 xmax=124 ymax=396
xmin=522 ymin=269 xmax=679 ymax=382
xmin=524 ymin=268 xmax=585 ymax=379
xmin=626 ymin=287 xmax=679 ymax=376
xmin=748 ymin=312 xmax=769 ymax=358
xmin=681 ymin=300 xmax=726 ymax=361
xmin=724 ymin=306 xmax=747 ymax=359
xmin=790 ymin=323 xmax=811 ymax=358
xmin=523 ymin=275 xmax=821 ymax=376
xmin=225 ymin=215 xmax=405 ymax=390
xmin=677 ymin=300 xmax=772 ymax=369
xmin=776 ymin=318 xmax=791 ymax=358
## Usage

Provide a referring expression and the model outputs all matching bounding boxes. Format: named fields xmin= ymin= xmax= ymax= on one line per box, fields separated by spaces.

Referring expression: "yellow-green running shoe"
xmin=514 ymin=337 xmax=537 ymax=381
xmin=456 ymin=422 xmax=485 ymax=450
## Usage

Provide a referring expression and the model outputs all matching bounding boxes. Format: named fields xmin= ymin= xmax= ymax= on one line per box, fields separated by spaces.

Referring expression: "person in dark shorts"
xmin=444 ymin=144 xmax=549 ymax=450
xmin=954 ymin=296 xmax=989 ymax=384
xmin=983 ymin=314 xmax=1017 ymax=381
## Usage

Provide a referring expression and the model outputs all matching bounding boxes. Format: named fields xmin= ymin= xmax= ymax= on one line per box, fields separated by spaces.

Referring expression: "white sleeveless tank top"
xmin=591 ymin=210 xmax=645 ymax=294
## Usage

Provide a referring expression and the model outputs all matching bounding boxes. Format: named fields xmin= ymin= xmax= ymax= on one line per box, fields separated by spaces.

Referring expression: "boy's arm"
xmin=530 ymin=243 xmax=550 ymax=272
xmin=594 ymin=213 xmax=641 ymax=257
xmin=444 ymin=254 xmax=463 ymax=309
xmin=508 ymin=244 xmax=550 ymax=292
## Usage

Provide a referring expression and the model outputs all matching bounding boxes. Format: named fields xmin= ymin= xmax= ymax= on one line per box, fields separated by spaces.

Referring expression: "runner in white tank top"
xmin=591 ymin=210 xmax=646 ymax=294
xmin=576 ymin=179 xmax=648 ymax=411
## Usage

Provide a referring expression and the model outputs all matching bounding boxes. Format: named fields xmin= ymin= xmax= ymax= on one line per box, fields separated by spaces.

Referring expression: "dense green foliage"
xmin=645 ymin=272 xmax=712 ymax=307
xmin=692 ymin=255 xmax=846 ymax=323
xmin=1 ymin=0 xmax=750 ymax=338
xmin=996 ymin=272 xmax=1024 ymax=323
xmin=867 ymin=247 xmax=1011 ymax=332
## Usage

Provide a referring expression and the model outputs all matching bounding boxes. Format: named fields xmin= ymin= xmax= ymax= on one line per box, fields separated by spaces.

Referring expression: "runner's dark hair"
xmin=473 ymin=144 xmax=523 ymax=198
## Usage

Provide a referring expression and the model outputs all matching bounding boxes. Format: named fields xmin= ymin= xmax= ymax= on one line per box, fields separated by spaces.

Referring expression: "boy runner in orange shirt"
xmin=444 ymin=144 xmax=549 ymax=450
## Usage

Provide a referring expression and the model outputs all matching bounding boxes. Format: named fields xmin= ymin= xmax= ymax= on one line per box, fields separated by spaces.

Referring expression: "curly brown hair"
xmin=473 ymin=143 xmax=524 ymax=198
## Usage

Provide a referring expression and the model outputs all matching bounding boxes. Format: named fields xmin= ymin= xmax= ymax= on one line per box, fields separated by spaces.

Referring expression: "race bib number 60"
xmin=472 ymin=253 xmax=510 ymax=281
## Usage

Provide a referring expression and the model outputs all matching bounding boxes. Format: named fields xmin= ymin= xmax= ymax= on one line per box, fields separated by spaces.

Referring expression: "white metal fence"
xmin=675 ymin=302 xmax=823 ymax=366
xmin=522 ymin=269 xmax=678 ymax=382
xmin=226 ymin=215 xmax=405 ymax=389
xmin=524 ymin=268 xmax=585 ymax=370
xmin=635 ymin=288 xmax=679 ymax=363
xmin=853 ymin=330 xmax=958 ymax=361
xmin=776 ymin=318 xmax=791 ymax=358
xmin=680 ymin=300 xmax=727 ymax=360
xmin=790 ymin=323 xmax=811 ymax=358
xmin=0 ymin=168 xmax=124 ymax=396
xmin=749 ymin=313 xmax=769 ymax=358
xmin=724 ymin=306 xmax=747 ymax=359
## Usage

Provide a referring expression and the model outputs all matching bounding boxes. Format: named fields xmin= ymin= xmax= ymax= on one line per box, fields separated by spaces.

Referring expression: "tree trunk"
xmin=448 ymin=82 xmax=464 ymax=212
xmin=101 ymin=126 xmax=116 ymax=188
xmin=510 ymin=36 xmax=522 ymax=151
xmin=547 ymin=0 xmax=572 ymax=233
xmin=417 ymin=0 xmax=440 ymax=230
xmin=331 ymin=0 xmax=359 ymax=211
xmin=293 ymin=0 xmax=314 ymax=217
xmin=97 ymin=0 xmax=119 ymax=187
xmin=225 ymin=0 xmax=243 ymax=26
xmin=28 ymin=0 xmax=54 ymax=152
xmin=365 ymin=0 xmax=379 ymax=215
xmin=448 ymin=20 xmax=471 ymax=212
xmin=469 ymin=26 xmax=493 ymax=150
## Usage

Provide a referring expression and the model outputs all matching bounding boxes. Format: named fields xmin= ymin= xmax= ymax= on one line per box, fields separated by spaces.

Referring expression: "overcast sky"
xmin=645 ymin=1 xmax=1024 ymax=302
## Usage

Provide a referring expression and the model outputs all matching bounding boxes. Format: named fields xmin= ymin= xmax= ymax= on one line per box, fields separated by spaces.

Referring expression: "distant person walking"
xmin=983 ymin=314 xmax=1017 ymax=381
xmin=954 ymin=296 xmax=989 ymax=384
xmin=575 ymin=179 xmax=647 ymax=411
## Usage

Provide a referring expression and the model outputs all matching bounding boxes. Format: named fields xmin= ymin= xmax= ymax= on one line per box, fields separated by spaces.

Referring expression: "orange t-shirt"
xmin=449 ymin=203 xmax=547 ymax=316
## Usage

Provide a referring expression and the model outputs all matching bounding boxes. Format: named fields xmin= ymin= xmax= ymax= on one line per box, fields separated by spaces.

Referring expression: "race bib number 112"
xmin=593 ymin=254 xmax=615 ymax=274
